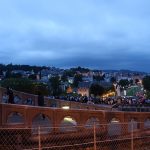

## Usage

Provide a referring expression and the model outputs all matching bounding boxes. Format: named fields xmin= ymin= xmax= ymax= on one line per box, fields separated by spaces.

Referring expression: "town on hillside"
xmin=0 ymin=64 xmax=150 ymax=107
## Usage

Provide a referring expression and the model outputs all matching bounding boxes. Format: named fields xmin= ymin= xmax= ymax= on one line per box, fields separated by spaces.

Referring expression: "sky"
xmin=0 ymin=0 xmax=150 ymax=72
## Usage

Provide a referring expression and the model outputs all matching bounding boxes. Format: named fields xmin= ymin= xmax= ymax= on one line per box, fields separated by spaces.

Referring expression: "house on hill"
xmin=77 ymin=82 xmax=91 ymax=97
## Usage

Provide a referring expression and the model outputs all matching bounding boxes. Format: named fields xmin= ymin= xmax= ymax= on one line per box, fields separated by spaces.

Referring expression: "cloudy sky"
xmin=0 ymin=0 xmax=150 ymax=72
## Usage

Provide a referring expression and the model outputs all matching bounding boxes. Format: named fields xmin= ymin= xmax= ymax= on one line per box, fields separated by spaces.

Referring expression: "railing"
xmin=0 ymin=122 xmax=150 ymax=150
xmin=0 ymin=87 xmax=112 ymax=111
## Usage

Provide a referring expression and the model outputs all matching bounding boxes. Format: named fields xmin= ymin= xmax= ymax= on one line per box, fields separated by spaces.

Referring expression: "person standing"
xmin=6 ymin=86 xmax=14 ymax=104
xmin=38 ymin=91 xmax=44 ymax=106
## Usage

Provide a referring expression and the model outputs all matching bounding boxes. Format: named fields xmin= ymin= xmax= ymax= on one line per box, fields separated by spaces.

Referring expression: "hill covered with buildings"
xmin=0 ymin=64 xmax=149 ymax=100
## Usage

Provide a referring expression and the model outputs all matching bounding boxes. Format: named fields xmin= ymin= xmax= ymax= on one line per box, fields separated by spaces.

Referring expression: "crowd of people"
xmin=50 ymin=94 xmax=150 ymax=107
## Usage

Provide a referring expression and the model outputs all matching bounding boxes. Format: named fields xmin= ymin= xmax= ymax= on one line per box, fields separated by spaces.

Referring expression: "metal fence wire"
xmin=0 ymin=122 xmax=150 ymax=150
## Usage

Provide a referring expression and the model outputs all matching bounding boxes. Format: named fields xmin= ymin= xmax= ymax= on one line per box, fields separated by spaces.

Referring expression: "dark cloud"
xmin=0 ymin=0 xmax=150 ymax=72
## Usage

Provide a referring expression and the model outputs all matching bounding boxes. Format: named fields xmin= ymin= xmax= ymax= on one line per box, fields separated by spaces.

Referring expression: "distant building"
xmin=77 ymin=82 xmax=91 ymax=97
xmin=40 ymin=76 xmax=49 ymax=83
xmin=36 ymin=74 xmax=40 ymax=80
xmin=66 ymin=86 xmax=73 ymax=93
xmin=60 ymin=82 xmax=69 ymax=92
xmin=104 ymin=77 xmax=111 ymax=82
xmin=12 ymin=70 xmax=26 ymax=75
xmin=114 ymin=83 xmax=121 ymax=97
xmin=68 ymin=77 xmax=74 ymax=84
xmin=132 ymin=75 xmax=143 ymax=85
xmin=117 ymin=76 xmax=132 ymax=82
xmin=99 ymin=81 xmax=112 ymax=88
xmin=82 ymin=76 xmax=93 ymax=82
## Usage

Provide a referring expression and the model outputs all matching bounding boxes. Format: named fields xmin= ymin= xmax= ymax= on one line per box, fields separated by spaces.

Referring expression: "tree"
xmin=129 ymin=79 xmax=133 ymax=85
xmin=73 ymin=74 xmax=83 ymax=87
xmin=5 ymin=69 xmax=12 ymax=78
xmin=135 ymin=78 xmax=139 ymax=84
xmin=34 ymin=83 xmax=49 ymax=95
xmin=143 ymin=76 xmax=150 ymax=91
xmin=11 ymin=73 xmax=22 ymax=78
xmin=0 ymin=69 xmax=3 ymax=75
xmin=28 ymin=74 xmax=37 ymax=80
xmin=119 ymin=79 xmax=129 ymax=88
xmin=49 ymin=76 xmax=62 ymax=96
xmin=0 ymin=78 xmax=33 ymax=93
xmin=111 ymin=77 xmax=116 ymax=83
xmin=64 ymin=70 xmax=75 ymax=77
xmin=61 ymin=74 xmax=68 ymax=82
xmin=0 ymin=78 xmax=48 ymax=95
xmin=71 ymin=66 xmax=90 ymax=73
xmin=145 ymin=91 xmax=150 ymax=99
xmin=90 ymin=83 xmax=105 ymax=97
xmin=93 ymin=75 xmax=104 ymax=81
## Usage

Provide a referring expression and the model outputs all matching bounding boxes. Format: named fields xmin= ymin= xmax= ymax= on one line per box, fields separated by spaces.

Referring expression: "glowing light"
xmin=111 ymin=118 xmax=120 ymax=123
xmin=102 ymin=91 xmax=115 ymax=98
xmin=64 ymin=117 xmax=73 ymax=122
xmin=62 ymin=106 xmax=70 ymax=110
xmin=63 ymin=117 xmax=77 ymax=125
xmin=111 ymin=120 xmax=119 ymax=123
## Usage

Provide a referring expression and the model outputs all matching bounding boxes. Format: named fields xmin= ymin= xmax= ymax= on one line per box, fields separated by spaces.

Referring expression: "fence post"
xmin=131 ymin=122 xmax=134 ymax=150
xmin=38 ymin=126 xmax=41 ymax=150
xmin=94 ymin=123 xmax=97 ymax=150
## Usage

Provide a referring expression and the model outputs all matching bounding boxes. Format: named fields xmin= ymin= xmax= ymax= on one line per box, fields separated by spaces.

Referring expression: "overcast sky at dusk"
xmin=0 ymin=0 xmax=150 ymax=72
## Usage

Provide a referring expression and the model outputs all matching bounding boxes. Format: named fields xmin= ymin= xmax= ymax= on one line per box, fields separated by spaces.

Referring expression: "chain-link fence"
xmin=0 ymin=122 xmax=150 ymax=150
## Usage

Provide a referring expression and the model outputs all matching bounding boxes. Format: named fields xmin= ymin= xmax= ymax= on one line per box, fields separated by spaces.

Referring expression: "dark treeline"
xmin=70 ymin=66 xmax=90 ymax=73
xmin=0 ymin=63 xmax=49 ymax=73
